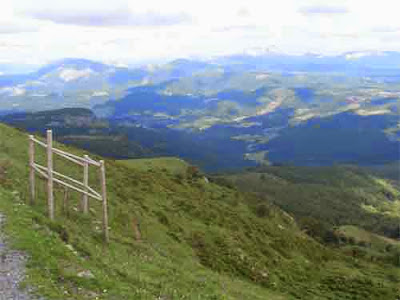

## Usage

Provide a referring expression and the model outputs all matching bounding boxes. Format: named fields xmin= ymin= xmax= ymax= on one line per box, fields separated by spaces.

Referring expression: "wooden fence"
xmin=29 ymin=130 xmax=109 ymax=242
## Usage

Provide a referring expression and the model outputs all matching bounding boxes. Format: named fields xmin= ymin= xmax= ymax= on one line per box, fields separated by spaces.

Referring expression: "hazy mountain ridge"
xmin=0 ymin=53 xmax=399 ymax=170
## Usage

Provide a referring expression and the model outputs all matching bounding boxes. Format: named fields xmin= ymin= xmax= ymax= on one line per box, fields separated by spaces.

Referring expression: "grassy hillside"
xmin=336 ymin=225 xmax=400 ymax=262
xmin=120 ymin=157 xmax=189 ymax=174
xmin=220 ymin=165 xmax=400 ymax=264
xmin=0 ymin=123 xmax=400 ymax=299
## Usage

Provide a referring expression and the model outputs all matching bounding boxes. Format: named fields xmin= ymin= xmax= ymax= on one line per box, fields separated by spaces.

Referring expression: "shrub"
xmin=255 ymin=204 xmax=270 ymax=218
xmin=186 ymin=166 xmax=202 ymax=179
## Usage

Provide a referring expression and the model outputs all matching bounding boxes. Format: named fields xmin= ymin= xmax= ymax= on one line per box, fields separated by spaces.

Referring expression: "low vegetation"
xmin=220 ymin=165 xmax=400 ymax=266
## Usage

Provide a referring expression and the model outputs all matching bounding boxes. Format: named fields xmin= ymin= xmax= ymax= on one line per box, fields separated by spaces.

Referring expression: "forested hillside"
xmin=220 ymin=165 xmax=400 ymax=265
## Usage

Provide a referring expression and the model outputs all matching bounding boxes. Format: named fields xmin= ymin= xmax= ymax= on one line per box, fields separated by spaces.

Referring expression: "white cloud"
xmin=25 ymin=8 xmax=192 ymax=27
xmin=370 ymin=26 xmax=400 ymax=33
xmin=0 ymin=86 xmax=26 ymax=96
xmin=92 ymin=91 xmax=109 ymax=97
xmin=298 ymin=5 xmax=348 ymax=15
xmin=0 ymin=22 xmax=39 ymax=34
xmin=1 ymin=0 xmax=399 ymax=65
xmin=345 ymin=51 xmax=386 ymax=60
xmin=58 ymin=68 xmax=95 ymax=82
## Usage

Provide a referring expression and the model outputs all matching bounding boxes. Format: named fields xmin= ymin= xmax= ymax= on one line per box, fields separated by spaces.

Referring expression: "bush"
xmin=323 ymin=230 xmax=340 ymax=245
xmin=255 ymin=204 xmax=270 ymax=218
xmin=174 ymin=173 xmax=185 ymax=184
xmin=208 ymin=177 xmax=235 ymax=189
xmin=299 ymin=217 xmax=330 ymax=241
xmin=186 ymin=165 xmax=203 ymax=179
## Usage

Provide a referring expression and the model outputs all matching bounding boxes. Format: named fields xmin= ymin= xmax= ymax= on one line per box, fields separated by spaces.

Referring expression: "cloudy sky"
xmin=1 ymin=0 xmax=398 ymax=66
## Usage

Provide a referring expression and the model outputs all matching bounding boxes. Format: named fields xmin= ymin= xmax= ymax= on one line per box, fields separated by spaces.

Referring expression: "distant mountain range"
xmin=0 ymin=52 xmax=399 ymax=170
xmin=213 ymin=51 xmax=400 ymax=75
xmin=1 ymin=51 xmax=400 ymax=108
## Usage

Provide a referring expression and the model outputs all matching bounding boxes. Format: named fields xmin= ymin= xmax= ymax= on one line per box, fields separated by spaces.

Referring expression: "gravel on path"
xmin=0 ymin=214 xmax=41 ymax=300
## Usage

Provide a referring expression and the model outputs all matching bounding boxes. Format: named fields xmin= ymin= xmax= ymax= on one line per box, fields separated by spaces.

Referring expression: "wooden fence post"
xmin=29 ymin=131 xmax=109 ymax=243
xmin=28 ymin=135 xmax=35 ymax=205
xmin=82 ymin=155 xmax=89 ymax=214
xmin=47 ymin=130 xmax=54 ymax=220
xmin=100 ymin=160 xmax=109 ymax=243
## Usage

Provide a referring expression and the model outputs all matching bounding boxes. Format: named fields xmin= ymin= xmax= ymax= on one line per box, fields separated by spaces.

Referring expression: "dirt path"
xmin=0 ymin=214 xmax=40 ymax=300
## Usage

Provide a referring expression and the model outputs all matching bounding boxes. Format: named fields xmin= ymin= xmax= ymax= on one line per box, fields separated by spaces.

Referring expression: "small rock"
xmin=77 ymin=270 xmax=95 ymax=279
xmin=260 ymin=270 xmax=269 ymax=278
xmin=65 ymin=244 xmax=78 ymax=256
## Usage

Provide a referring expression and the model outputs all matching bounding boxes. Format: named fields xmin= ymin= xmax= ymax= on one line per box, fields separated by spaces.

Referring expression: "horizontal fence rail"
xmin=32 ymin=163 xmax=102 ymax=200
xmin=29 ymin=130 xmax=109 ymax=243
xmin=31 ymin=136 xmax=101 ymax=167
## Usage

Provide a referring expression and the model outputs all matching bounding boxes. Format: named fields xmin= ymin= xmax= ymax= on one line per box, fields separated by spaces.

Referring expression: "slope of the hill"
xmin=0 ymin=123 xmax=399 ymax=299
xmin=220 ymin=165 xmax=400 ymax=264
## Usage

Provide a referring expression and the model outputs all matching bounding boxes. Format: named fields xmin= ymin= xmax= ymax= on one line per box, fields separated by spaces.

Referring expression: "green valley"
xmin=219 ymin=165 xmax=400 ymax=265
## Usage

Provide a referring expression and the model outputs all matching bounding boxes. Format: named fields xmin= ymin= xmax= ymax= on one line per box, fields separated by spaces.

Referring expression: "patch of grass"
xmin=223 ymin=165 xmax=400 ymax=239
xmin=120 ymin=157 xmax=189 ymax=175
xmin=335 ymin=225 xmax=400 ymax=263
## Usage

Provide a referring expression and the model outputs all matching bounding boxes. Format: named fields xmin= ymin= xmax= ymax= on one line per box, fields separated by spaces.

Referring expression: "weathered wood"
xmin=49 ymin=167 xmax=84 ymax=186
xmin=86 ymin=156 xmax=101 ymax=166
xmin=54 ymin=169 xmax=101 ymax=198
xmin=87 ymin=186 xmax=101 ymax=199
xmin=28 ymin=135 xmax=35 ymax=205
xmin=34 ymin=163 xmax=100 ymax=198
xmin=34 ymin=163 xmax=101 ymax=200
xmin=52 ymin=147 xmax=100 ymax=167
xmin=46 ymin=130 xmax=54 ymax=220
xmin=52 ymin=176 xmax=102 ymax=200
xmin=52 ymin=148 xmax=85 ymax=166
xmin=82 ymin=155 xmax=89 ymax=214
xmin=100 ymin=160 xmax=109 ymax=243
xmin=30 ymin=137 xmax=47 ymax=148
xmin=33 ymin=163 xmax=48 ymax=172
xmin=31 ymin=137 xmax=97 ymax=166
xmin=29 ymin=130 xmax=109 ymax=243
xmin=32 ymin=164 xmax=49 ymax=179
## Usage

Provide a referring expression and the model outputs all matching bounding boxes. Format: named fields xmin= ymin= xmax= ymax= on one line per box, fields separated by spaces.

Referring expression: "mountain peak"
xmin=36 ymin=58 xmax=111 ymax=77
xmin=343 ymin=51 xmax=387 ymax=60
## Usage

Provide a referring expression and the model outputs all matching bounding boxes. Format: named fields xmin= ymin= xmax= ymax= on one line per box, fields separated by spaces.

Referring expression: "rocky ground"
xmin=0 ymin=214 xmax=40 ymax=300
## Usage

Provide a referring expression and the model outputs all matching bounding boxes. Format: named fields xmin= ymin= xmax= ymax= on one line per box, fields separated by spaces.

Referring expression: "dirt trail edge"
xmin=0 ymin=214 xmax=42 ymax=300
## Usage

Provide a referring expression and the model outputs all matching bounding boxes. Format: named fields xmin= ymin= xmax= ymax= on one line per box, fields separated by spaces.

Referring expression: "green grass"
xmin=219 ymin=166 xmax=400 ymax=266
xmin=0 ymin=123 xmax=400 ymax=299
xmin=336 ymin=225 xmax=400 ymax=259
xmin=221 ymin=165 xmax=400 ymax=237
xmin=120 ymin=157 xmax=189 ymax=174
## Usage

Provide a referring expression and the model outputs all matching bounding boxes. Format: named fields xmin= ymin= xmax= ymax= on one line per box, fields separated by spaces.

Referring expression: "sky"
xmin=0 ymin=0 xmax=399 ymax=66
